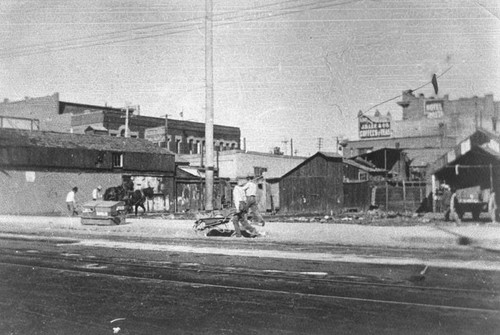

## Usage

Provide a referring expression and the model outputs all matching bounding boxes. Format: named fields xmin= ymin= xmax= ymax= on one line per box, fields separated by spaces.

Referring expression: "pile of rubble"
xmin=266 ymin=210 xmax=446 ymax=226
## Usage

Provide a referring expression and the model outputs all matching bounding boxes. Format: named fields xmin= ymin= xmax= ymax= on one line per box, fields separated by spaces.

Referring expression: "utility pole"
xmin=164 ymin=114 xmax=169 ymax=150
xmin=204 ymin=0 xmax=214 ymax=211
xmin=317 ymin=137 xmax=323 ymax=151
xmin=475 ymin=98 xmax=478 ymax=129
xmin=290 ymin=138 xmax=294 ymax=157
xmin=124 ymin=105 xmax=130 ymax=138
xmin=282 ymin=139 xmax=289 ymax=155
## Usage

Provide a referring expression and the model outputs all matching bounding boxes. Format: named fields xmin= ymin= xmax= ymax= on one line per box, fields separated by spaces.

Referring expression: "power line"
xmin=354 ymin=65 xmax=455 ymax=120
xmin=0 ymin=0 xmax=360 ymax=59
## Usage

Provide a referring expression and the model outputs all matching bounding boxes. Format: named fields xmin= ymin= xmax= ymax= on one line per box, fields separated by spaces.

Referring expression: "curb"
xmin=0 ymin=233 xmax=78 ymax=244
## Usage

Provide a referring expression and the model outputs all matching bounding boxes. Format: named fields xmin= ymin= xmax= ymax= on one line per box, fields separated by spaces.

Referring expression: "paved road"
xmin=1 ymin=235 xmax=499 ymax=334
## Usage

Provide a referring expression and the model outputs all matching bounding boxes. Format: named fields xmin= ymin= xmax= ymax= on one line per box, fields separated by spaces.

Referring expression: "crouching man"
xmin=232 ymin=177 xmax=260 ymax=237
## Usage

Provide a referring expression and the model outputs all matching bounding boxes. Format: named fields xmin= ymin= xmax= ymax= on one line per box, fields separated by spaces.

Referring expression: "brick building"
xmin=0 ymin=93 xmax=241 ymax=154
xmin=71 ymin=111 xmax=240 ymax=154
xmin=345 ymin=92 xmax=500 ymax=182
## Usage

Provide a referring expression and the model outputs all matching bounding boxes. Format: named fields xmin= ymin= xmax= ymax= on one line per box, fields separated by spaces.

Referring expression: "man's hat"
xmin=97 ymin=185 xmax=102 ymax=190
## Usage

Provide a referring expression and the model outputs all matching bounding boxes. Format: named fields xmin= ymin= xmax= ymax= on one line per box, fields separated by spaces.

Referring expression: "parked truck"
xmin=455 ymin=186 xmax=489 ymax=220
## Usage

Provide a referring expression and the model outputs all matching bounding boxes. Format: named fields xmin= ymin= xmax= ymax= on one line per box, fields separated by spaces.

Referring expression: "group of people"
xmin=65 ymin=185 xmax=103 ymax=216
xmin=231 ymin=176 xmax=266 ymax=237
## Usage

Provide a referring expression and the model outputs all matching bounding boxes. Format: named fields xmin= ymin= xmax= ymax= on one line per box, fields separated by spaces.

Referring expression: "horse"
xmin=103 ymin=185 xmax=128 ymax=202
xmin=128 ymin=187 xmax=155 ymax=216
xmin=104 ymin=184 xmax=154 ymax=215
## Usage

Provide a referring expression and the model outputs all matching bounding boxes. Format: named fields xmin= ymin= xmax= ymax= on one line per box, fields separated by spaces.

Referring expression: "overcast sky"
xmin=0 ymin=0 xmax=499 ymax=155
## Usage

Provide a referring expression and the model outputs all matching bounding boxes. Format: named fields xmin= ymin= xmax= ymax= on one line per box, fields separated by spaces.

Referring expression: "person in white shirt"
xmin=489 ymin=191 xmax=498 ymax=224
xmin=449 ymin=188 xmax=461 ymax=225
xmin=66 ymin=187 xmax=78 ymax=216
xmin=92 ymin=185 xmax=103 ymax=201
xmin=243 ymin=176 xmax=265 ymax=226
xmin=232 ymin=177 xmax=259 ymax=237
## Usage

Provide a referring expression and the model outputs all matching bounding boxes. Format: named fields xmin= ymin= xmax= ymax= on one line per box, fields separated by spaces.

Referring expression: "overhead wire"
xmin=0 ymin=0 xmax=355 ymax=59
xmin=354 ymin=0 xmax=499 ymax=120
xmin=354 ymin=65 xmax=455 ymax=120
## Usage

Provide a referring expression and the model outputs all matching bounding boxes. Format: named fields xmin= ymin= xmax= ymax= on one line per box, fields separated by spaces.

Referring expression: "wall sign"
xmin=359 ymin=115 xmax=391 ymax=139
xmin=425 ymin=101 xmax=444 ymax=119
xmin=25 ymin=171 xmax=36 ymax=182
xmin=145 ymin=126 xmax=166 ymax=143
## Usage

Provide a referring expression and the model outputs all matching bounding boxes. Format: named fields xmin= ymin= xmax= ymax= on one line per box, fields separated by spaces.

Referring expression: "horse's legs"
xmin=136 ymin=203 xmax=146 ymax=216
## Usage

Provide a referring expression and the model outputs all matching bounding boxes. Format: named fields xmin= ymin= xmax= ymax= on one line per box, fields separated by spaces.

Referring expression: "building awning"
xmin=353 ymin=148 xmax=403 ymax=170
xmin=85 ymin=125 xmax=108 ymax=132
xmin=178 ymin=166 xmax=205 ymax=178
xmin=431 ymin=129 xmax=500 ymax=189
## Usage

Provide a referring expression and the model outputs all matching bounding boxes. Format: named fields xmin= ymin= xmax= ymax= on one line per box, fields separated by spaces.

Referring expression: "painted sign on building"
xmin=425 ymin=101 xmax=444 ymax=119
xmin=359 ymin=115 xmax=391 ymax=139
xmin=145 ymin=126 xmax=166 ymax=143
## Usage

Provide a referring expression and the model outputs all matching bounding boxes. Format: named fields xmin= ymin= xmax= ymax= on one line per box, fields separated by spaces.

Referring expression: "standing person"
xmin=92 ymin=185 xmax=103 ymax=201
xmin=232 ymin=177 xmax=259 ymax=237
xmin=442 ymin=185 xmax=452 ymax=221
xmin=243 ymin=176 xmax=266 ymax=226
xmin=489 ymin=191 xmax=498 ymax=224
xmin=449 ymin=187 xmax=461 ymax=225
xmin=66 ymin=187 xmax=79 ymax=216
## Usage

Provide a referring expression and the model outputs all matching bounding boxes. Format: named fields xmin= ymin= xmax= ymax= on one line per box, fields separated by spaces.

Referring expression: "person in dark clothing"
xmin=442 ymin=186 xmax=452 ymax=221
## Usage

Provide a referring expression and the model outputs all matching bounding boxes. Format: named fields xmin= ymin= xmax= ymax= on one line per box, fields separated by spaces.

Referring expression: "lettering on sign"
xmin=359 ymin=115 xmax=391 ymax=138
xmin=145 ymin=126 xmax=166 ymax=143
xmin=425 ymin=101 xmax=444 ymax=119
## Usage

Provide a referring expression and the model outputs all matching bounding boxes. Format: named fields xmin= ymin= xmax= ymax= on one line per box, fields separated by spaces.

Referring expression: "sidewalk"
xmin=0 ymin=215 xmax=499 ymax=251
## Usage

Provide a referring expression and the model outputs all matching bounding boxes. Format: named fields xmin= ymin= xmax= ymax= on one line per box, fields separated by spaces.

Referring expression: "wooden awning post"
xmin=432 ymin=174 xmax=436 ymax=213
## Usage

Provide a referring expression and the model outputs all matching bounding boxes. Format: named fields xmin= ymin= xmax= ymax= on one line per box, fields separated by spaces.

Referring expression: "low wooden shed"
xmin=279 ymin=152 xmax=343 ymax=214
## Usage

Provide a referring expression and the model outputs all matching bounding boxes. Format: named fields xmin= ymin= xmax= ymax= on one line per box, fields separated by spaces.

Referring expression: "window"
xmin=112 ymin=153 xmax=123 ymax=168
xmin=254 ymin=166 xmax=268 ymax=177
xmin=358 ymin=171 xmax=368 ymax=181
xmin=176 ymin=138 xmax=182 ymax=154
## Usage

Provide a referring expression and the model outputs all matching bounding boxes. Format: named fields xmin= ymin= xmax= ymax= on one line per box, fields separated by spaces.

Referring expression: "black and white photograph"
xmin=0 ymin=0 xmax=499 ymax=334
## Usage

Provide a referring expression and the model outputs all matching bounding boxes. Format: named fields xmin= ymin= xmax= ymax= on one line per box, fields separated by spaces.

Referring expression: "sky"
xmin=0 ymin=0 xmax=499 ymax=156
